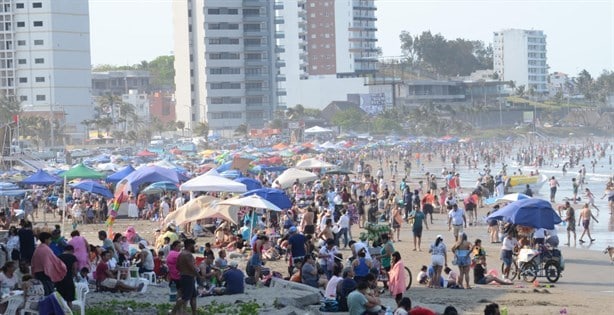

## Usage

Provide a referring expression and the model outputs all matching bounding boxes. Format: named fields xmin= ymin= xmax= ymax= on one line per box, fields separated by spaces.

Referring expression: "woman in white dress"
xmin=128 ymin=194 xmax=139 ymax=219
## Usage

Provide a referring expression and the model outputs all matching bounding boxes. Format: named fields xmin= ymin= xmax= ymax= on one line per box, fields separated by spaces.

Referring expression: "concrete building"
xmin=277 ymin=0 xmax=377 ymax=109
xmin=91 ymin=70 xmax=151 ymax=96
xmin=149 ymin=91 xmax=176 ymax=124
xmin=0 ymin=0 xmax=92 ymax=142
xmin=173 ymin=0 xmax=280 ymax=136
xmin=493 ymin=29 xmax=548 ymax=94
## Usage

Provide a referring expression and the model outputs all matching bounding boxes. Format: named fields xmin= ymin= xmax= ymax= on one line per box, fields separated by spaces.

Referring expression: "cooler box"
xmin=517 ymin=248 xmax=538 ymax=263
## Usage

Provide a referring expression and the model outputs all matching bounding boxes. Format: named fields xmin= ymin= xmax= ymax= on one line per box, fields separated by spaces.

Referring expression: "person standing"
xmin=563 ymin=201 xmax=577 ymax=246
xmin=56 ymin=245 xmax=78 ymax=308
xmin=172 ymin=239 xmax=199 ymax=315
xmin=428 ymin=235 xmax=447 ymax=288
xmin=31 ymin=232 xmax=67 ymax=295
xmin=387 ymin=251 xmax=406 ymax=302
xmin=450 ymin=233 xmax=472 ymax=289
xmin=447 ymin=204 xmax=467 ymax=242
xmin=409 ymin=206 xmax=428 ymax=251
xmin=578 ymin=203 xmax=598 ymax=243
xmin=572 ymin=178 xmax=580 ymax=204
xmin=549 ymin=176 xmax=560 ymax=202
xmin=583 ymin=188 xmax=600 ymax=212
xmin=421 ymin=190 xmax=435 ymax=224
xmin=391 ymin=204 xmax=403 ymax=242
xmin=335 ymin=209 xmax=350 ymax=248
xmin=500 ymin=233 xmax=518 ymax=279
xmin=18 ymin=221 xmax=36 ymax=264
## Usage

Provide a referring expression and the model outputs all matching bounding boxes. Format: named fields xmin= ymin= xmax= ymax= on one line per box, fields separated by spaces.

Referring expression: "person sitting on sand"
xmin=211 ymin=260 xmax=244 ymax=295
xmin=416 ymin=265 xmax=429 ymax=285
xmin=443 ymin=266 xmax=460 ymax=288
xmin=473 ymin=256 xmax=512 ymax=285
xmin=95 ymin=250 xmax=143 ymax=292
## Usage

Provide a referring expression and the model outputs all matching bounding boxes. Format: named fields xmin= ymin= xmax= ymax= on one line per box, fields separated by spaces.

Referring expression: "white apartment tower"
xmin=493 ymin=29 xmax=548 ymax=94
xmin=0 ymin=0 xmax=92 ymax=138
xmin=277 ymin=0 xmax=377 ymax=109
xmin=173 ymin=0 xmax=281 ymax=136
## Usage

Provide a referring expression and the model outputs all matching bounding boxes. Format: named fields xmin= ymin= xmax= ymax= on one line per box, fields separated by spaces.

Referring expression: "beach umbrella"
xmin=234 ymin=177 xmax=262 ymax=191
xmin=304 ymin=126 xmax=333 ymax=134
xmin=106 ymin=165 xmax=135 ymax=183
xmin=274 ymin=168 xmax=317 ymax=189
xmin=485 ymin=198 xmax=562 ymax=229
xmin=140 ymin=181 xmax=179 ymax=195
xmin=485 ymin=193 xmax=531 ymax=205
xmin=295 ymin=158 xmax=335 ymax=169
xmin=71 ymin=180 xmax=113 ymax=198
xmin=136 ymin=149 xmax=157 ymax=157
xmin=21 ymin=169 xmax=58 ymax=186
xmin=201 ymin=204 xmax=241 ymax=225
xmin=219 ymin=194 xmax=282 ymax=212
xmin=219 ymin=169 xmax=242 ymax=179
xmin=242 ymin=188 xmax=291 ymax=210
xmin=0 ymin=182 xmax=27 ymax=196
xmin=324 ymin=169 xmax=354 ymax=175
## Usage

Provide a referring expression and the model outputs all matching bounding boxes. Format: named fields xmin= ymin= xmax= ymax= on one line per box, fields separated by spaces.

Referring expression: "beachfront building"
xmin=91 ymin=70 xmax=151 ymax=97
xmin=276 ymin=0 xmax=377 ymax=109
xmin=493 ymin=29 xmax=548 ymax=95
xmin=0 ymin=0 xmax=92 ymax=142
xmin=173 ymin=0 xmax=281 ymax=137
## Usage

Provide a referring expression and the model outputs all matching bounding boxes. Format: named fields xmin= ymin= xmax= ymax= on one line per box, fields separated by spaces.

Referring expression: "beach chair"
xmin=3 ymin=294 xmax=24 ymax=315
xmin=141 ymin=272 xmax=157 ymax=285
xmin=72 ymin=282 xmax=89 ymax=315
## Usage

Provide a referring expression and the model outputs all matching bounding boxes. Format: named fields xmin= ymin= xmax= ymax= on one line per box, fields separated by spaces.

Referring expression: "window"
xmin=210 ymin=112 xmax=242 ymax=119
xmin=208 ymin=38 xmax=239 ymax=45
xmin=35 ymin=76 xmax=45 ymax=82
xmin=34 ymin=58 xmax=44 ymax=64
xmin=36 ymin=94 xmax=46 ymax=101
xmin=209 ymin=52 xmax=240 ymax=60
xmin=32 ymin=2 xmax=42 ymax=8
xmin=210 ymin=82 xmax=241 ymax=89
xmin=208 ymin=8 xmax=238 ymax=15
xmin=19 ymin=95 xmax=27 ymax=101
xmin=16 ymin=3 xmax=24 ymax=9
xmin=209 ymin=67 xmax=241 ymax=75
xmin=245 ymin=82 xmax=263 ymax=90
xmin=210 ymin=97 xmax=241 ymax=104
xmin=33 ymin=39 xmax=43 ymax=45
xmin=33 ymin=21 xmax=43 ymax=27
xmin=18 ymin=77 xmax=27 ymax=83
xmin=17 ymin=40 xmax=26 ymax=46
xmin=244 ymin=38 xmax=262 ymax=46
xmin=208 ymin=23 xmax=239 ymax=30
xmin=17 ymin=22 xmax=25 ymax=27
xmin=18 ymin=59 xmax=26 ymax=64
xmin=243 ymin=9 xmax=260 ymax=16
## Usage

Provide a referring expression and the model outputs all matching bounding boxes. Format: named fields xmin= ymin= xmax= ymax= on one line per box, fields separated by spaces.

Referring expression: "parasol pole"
xmin=61 ymin=175 xmax=67 ymax=235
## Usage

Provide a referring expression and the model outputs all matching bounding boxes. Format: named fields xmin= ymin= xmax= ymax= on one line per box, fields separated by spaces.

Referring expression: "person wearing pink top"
xmin=68 ymin=230 xmax=90 ymax=270
xmin=166 ymin=241 xmax=182 ymax=284
xmin=31 ymin=232 xmax=67 ymax=295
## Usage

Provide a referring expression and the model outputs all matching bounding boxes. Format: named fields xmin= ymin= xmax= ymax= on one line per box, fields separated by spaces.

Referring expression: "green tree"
xmin=234 ymin=124 xmax=248 ymax=138
xmin=331 ymin=108 xmax=365 ymax=132
xmin=193 ymin=121 xmax=209 ymax=140
xmin=515 ymin=85 xmax=526 ymax=98
xmin=150 ymin=116 xmax=165 ymax=136
xmin=575 ymin=69 xmax=595 ymax=103
xmin=594 ymin=70 xmax=614 ymax=105
xmin=270 ymin=118 xmax=283 ymax=129
xmin=0 ymin=96 xmax=21 ymax=124
xmin=147 ymin=55 xmax=175 ymax=89
xmin=176 ymin=121 xmax=186 ymax=136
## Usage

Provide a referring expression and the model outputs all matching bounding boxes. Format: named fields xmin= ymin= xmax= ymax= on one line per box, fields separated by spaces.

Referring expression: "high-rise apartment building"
xmin=0 ymin=0 xmax=92 ymax=140
xmin=493 ymin=29 xmax=548 ymax=94
xmin=173 ymin=0 xmax=281 ymax=135
xmin=277 ymin=0 xmax=378 ymax=109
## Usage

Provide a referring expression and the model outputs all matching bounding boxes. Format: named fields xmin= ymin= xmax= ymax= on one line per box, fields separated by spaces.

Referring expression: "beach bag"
xmin=320 ymin=299 xmax=339 ymax=312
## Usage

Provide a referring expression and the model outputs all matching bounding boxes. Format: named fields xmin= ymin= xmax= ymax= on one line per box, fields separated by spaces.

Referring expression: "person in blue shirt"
xmin=286 ymin=226 xmax=307 ymax=275
xmin=213 ymin=260 xmax=244 ymax=295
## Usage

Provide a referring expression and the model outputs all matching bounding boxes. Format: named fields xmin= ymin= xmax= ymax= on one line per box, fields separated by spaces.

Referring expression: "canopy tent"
xmin=295 ymin=158 xmax=335 ymax=169
xmin=219 ymin=194 xmax=281 ymax=212
xmin=274 ymin=168 xmax=318 ymax=189
xmin=180 ymin=174 xmax=247 ymax=193
xmin=201 ymin=204 xmax=241 ymax=225
xmin=234 ymin=177 xmax=262 ymax=191
xmin=304 ymin=126 xmax=333 ymax=134
xmin=61 ymin=163 xmax=105 ymax=180
xmin=164 ymin=195 xmax=220 ymax=226
xmin=242 ymin=188 xmax=291 ymax=210
xmin=0 ymin=182 xmax=28 ymax=196
xmin=70 ymin=180 xmax=113 ymax=198
xmin=106 ymin=165 xmax=135 ymax=183
xmin=136 ymin=149 xmax=157 ymax=157
xmin=21 ymin=169 xmax=58 ymax=186
xmin=116 ymin=165 xmax=180 ymax=195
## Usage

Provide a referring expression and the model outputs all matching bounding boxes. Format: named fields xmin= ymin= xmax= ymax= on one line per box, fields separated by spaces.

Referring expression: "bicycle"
xmin=372 ymin=253 xmax=412 ymax=290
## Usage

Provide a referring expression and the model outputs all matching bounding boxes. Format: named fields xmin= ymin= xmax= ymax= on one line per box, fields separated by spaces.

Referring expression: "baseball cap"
xmin=289 ymin=226 xmax=297 ymax=233
xmin=229 ymin=260 xmax=239 ymax=268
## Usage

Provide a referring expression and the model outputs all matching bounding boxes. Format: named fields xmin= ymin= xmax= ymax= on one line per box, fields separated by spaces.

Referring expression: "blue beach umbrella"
xmin=242 ymin=188 xmax=292 ymax=210
xmin=486 ymin=198 xmax=562 ymax=229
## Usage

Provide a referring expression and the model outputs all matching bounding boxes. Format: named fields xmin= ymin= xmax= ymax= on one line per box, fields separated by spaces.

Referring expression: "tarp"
xmin=304 ymin=126 xmax=333 ymax=134
xmin=106 ymin=165 xmax=135 ymax=183
xmin=71 ymin=180 xmax=113 ymax=198
xmin=61 ymin=163 xmax=105 ymax=180
xmin=180 ymin=173 xmax=247 ymax=193
xmin=21 ymin=169 xmax=58 ymax=186
xmin=117 ymin=165 xmax=180 ymax=195
xmin=164 ymin=195 xmax=220 ymax=225
xmin=234 ymin=177 xmax=262 ymax=191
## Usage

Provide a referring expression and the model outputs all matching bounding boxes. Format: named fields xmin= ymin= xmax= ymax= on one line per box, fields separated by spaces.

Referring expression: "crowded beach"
xmin=0 ymin=136 xmax=613 ymax=315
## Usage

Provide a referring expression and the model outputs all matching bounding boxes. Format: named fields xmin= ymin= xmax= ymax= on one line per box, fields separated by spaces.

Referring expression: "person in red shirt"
xmin=95 ymin=250 xmax=142 ymax=292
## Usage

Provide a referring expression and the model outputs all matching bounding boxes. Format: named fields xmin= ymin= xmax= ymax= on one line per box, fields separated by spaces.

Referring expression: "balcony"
xmin=276 ymin=74 xmax=286 ymax=82
xmin=276 ymin=88 xmax=287 ymax=96
xmin=245 ymin=45 xmax=267 ymax=51
xmin=274 ymin=2 xmax=284 ymax=9
xmin=243 ymin=0 xmax=265 ymax=6
xmin=275 ymin=45 xmax=285 ymax=53
xmin=244 ymin=29 xmax=268 ymax=37
xmin=246 ymin=88 xmax=267 ymax=96
xmin=275 ymin=31 xmax=285 ymax=39
xmin=276 ymin=59 xmax=286 ymax=67
xmin=274 ymin=18 xmax=284 ymax=24
xmin=353 ymin=15 xmax=377 ymax=21
xmin=245 ymin=58 xmax=268 ymax=66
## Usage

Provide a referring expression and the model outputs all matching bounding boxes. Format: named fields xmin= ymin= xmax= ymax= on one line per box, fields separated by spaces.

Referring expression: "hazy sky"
xmin=89 ymin=0 xmax=613 ymax=77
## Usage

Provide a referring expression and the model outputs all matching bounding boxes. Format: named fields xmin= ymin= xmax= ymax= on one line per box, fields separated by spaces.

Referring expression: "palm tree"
xmin=0 ymin=96 xmax=21 ymax=124
xmin=150 ymin=116 xmax=165 ymax=137
xmin=118 ymin=102 xmax=136 ymax=132
xmin=176 ymin=121 xmax=186 ymax=137
xmin=95 ymin=93 xmax=122 ymax=128
xmin=193 ymin=121 xmax=209 ymax=139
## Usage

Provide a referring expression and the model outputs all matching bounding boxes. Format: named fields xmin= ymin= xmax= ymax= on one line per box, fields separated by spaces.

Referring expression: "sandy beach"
xmin=29 ymin=149 xmax=614 ymax=314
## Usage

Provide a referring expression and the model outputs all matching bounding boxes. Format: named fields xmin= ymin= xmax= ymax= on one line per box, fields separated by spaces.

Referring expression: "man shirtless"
xmin=172 ymin=239 xmax=199 ymax=315
xmin=578 ymin=203 xmax=599 ymax=244
xmin=300 ymin=206 xmax=315 ymax=235
xmin=249 ymin=235 xmax=267 ymax=286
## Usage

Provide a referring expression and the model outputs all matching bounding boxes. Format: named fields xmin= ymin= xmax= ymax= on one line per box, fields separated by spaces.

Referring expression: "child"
xmin=443 ymin=266 xmax=460 ymax=288
xmin=203 ymin=243 xmax=215 ymax=261
xmin=75 ymin=267 xmax=90 ymax=283
xmin=417 ymin=265 xmax=429 ymax=285
xmin=394 ymin=296 xmax=412 ymax=315
xmin=154 ymin=250 xmax=168 ymax=280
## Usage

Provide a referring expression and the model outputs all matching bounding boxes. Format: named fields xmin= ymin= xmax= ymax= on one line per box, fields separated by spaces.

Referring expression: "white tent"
xmin=274 ymin=168 xmax=318 ymax=188
xmin=304 ymin=126 xmax=333 ymax=134
xmin=295 ymin=158 xmax=335 ymax=169
xmin=180 ymin=174 xmax=247 ymax=192
xmin=219 ymin=195 xmax=282 ymax=212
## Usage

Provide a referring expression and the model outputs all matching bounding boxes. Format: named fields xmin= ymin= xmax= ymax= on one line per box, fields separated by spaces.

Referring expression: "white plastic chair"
xmin=141 ymin=272 xmax=157 ymax=285
xmin=4 ymin=294 xmax=24 ymax=315
xmin=72 ymin=282 xmax=89 ymax=315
